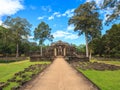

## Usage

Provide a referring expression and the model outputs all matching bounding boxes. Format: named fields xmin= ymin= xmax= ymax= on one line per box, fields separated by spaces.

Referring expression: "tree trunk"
xmin=16 ymin=43 xmax=19 ymax=58
xmin=89 ymin=49 xmax=92 ymax=60
xmin=85 ymin=33 xmax=89 ymax=57
xmin=40 ymin=45 xmax=42 ymax=56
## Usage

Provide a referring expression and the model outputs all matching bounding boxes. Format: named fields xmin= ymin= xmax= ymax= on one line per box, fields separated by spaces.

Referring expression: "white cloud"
xmin=53 ymin=31 xmax=69 ymax=38
xmin=48 ymin=9 xmax=75 ymax=20
xmin=67 ymin=25 xmax=74 ymax=31
xmin=48 ymin=16 xmax=54 ymax=20
xmin=48 ymin=12 xmax=62 ymax=20
xmin=56 ymin=14 xmax=61 ymax=17
xmin=38 ymin=16 xmax=45 ymax=20
xmin=53 ymin=12 xmax=61 ymax=17
xmin=86 ymin=0 xmax=92 ymax=2
xmin=0 ymin=0 xmax=24 ymax=16
xmin=0 ymin=20 xmax=2 ymax=25
xmin=98 ymin=6 xmax=114 ymax=24
xmin=65 ymin=34 xmax=78 ymax=39
xmin=62 ymin=9 xmax=75 ymax=17
xmin=53 ymin=12 xmax=60 ymax=15
xmin=86 ymin=0 xmax=104 ymax=7
xmin=86 ymin=0 xmax=115 ymax=23
xmin=53 ymin=30 xmax=78 ymax=40
xmin=41 ymin=6 xmax=52 ymax=12
xmin=0 ymin=0 xmax=24 ymax=25
xmin=28 ymin=35 xmax=34 ymax=39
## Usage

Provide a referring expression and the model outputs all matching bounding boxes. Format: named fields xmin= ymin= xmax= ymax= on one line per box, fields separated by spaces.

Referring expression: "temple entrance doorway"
xmin=54 ymin=46 xmax=66 ymax=56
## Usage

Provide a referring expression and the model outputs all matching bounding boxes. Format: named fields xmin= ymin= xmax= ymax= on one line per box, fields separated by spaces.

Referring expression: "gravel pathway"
xmin=22 ymin=56 xmax=98 ymax=90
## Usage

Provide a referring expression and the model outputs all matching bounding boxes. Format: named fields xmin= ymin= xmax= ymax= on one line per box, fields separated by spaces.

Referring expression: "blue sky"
xmin=0 ymin=0 xmax=113 ymax=45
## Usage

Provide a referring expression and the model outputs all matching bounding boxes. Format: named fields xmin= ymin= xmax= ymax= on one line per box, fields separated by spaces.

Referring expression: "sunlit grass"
xmin=0 ymin=60 xmax=50 ymax=82
xmin=79 ymin=69 xmax=120 ymax=90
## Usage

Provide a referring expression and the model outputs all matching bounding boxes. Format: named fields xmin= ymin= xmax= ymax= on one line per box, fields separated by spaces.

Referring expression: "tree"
xmin=103 ymin=24 xmax=120 ymax=58
xmin=69 ymin=1 xmax=102 ymax=57
xmin=102 ymin=0 xmax=120 ymax=25
xmin=29 ymin=42 xmax=39 ymax=52
xmin=89 ymin=37 xmax=105 ymax=57
xmin=0 ymin=25 xmax=12 ymax=56
xmin=34 ymin=21 xmax=53 ymax=56
xmin=4 ymin=16 xmax=32 ymax=57
xmin=89 ymin=24 xmax=120 ymax=58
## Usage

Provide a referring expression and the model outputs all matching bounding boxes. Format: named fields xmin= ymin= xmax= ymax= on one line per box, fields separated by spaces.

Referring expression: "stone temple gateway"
xmin=30 ymin=40 xmax=89 ymax=61
xmin=51 ymin=40 xmax=75 ymax=57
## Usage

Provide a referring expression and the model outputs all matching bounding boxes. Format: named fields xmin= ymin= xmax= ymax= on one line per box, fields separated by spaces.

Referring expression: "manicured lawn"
xmin=79 ymin=69 xmax=120 ymax=90
xmin=0 ymin=60 xmax=51 ymax=82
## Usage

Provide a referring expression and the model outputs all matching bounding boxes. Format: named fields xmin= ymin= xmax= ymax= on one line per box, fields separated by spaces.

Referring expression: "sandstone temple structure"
xmin=51 ymin=40 xmax=75 ymax=57
xmin=30 ymin=40 xmax=89 ymax=62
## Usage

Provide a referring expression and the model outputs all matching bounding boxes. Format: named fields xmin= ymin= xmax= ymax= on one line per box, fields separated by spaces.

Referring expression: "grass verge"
xmin=0 ymin=60 xmax=50 ymax=82
xmin=78 ymin=69 xmax=120 ymax=90
xmin=0 ymin=60 xmax=51 ymax=90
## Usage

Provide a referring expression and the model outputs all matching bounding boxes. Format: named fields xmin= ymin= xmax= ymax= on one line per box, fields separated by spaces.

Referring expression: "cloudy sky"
xmin=0 ymin=0 xmax=112 ymax=45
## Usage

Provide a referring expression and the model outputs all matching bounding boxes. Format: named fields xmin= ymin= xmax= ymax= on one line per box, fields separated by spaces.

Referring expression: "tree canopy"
xmin=34 ymin=21 xmax=53 ymax=56
xmin=102 ymin=0 xmax=120 ymax=25
xmin=3 ymin=16 xmax=32 ymax=57
xmin=34 ymin=21 xmax=53 ymax=45
xmin=69 ymin=1 xmax=102 ymax=57
xmin=89 ymin=24 xmax=120 ymax=58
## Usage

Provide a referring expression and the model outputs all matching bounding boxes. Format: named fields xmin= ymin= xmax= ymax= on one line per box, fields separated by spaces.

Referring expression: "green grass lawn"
xmin=0 ymin=60 xmax=51 ymax=82
xmin=79 ymin=69 xmax=120 ymax=90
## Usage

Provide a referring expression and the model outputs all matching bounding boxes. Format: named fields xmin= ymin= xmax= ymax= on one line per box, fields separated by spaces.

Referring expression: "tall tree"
xmin=102 ymin=0 xmax=120 ymax=25
xmin=89 ymin=37 xmax=105 ymax=57
xmin=0 ymin=25 xmax=12 ymax=56
xmin=103 ymin=24 xmax=120 ymax=57
xmin=4 ymin=16 xmax=32 ymax=57
xmin=69 ymin=2 xmax=102 ymax=57
xmin=34 ymin=21 xmax=53 ymax=56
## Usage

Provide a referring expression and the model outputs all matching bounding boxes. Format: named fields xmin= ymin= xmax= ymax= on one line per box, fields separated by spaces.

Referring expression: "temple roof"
xmin=51 ymin=40 xmax=69 ymax=46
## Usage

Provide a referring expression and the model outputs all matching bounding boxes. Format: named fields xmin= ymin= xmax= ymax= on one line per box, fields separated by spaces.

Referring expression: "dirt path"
xmin=22 ymin=57 xmax=98 ymax=90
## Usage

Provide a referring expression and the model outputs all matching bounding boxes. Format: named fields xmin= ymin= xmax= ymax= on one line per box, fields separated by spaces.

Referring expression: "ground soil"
xmin=20 ymin=56 xmax=98 ymax=90
xmin=71 ymin=61 xmax=120 ymax=71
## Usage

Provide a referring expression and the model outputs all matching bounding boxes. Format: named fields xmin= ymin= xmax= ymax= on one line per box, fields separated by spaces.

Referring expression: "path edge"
xmin=19 ymin=61 xmax=53 ymax=90
xmin=69 ymin=63 xmax=101 ymax=90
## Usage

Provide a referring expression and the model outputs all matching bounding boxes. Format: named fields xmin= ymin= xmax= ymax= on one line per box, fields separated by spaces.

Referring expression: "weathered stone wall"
xmin=30 ymin=41 xmax=89 ymax=62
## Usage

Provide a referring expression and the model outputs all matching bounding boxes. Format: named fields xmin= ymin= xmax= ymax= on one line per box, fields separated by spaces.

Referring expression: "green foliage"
xmin=0 ymin=17 xmax=40 ymax=56
xmin=102 ymin=0 xmax=120 ymax=25
xmin=89 ymin=37 xmax=105 ymax=56
xmin=73 ymin=44 xmax=86 ymax=53
xmin=69 ymin=1 xmax=102 ymax=57
xmin=89 ymin=24 xmax=120 ymax=58
xmin=69 ymin=1 xmax=102 ymax=40
xmin=103 ymin=24 xmax=120 ymax=57
xmin=0 ymin=26 xmax=12 ymax=56
xmin=3 ymin=16 xmax=32 ymax=57
xmin=34 ymin=21 xmax=53 ymax=56
xmin=34 ymin=21 xmax=53 ymax=45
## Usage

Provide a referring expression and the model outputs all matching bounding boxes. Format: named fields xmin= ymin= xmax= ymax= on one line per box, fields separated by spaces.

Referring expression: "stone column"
xmin=54 ymin=48 xmax=57 ymax=56
xmin=64 ymin=48 xmax=66 ymax=56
